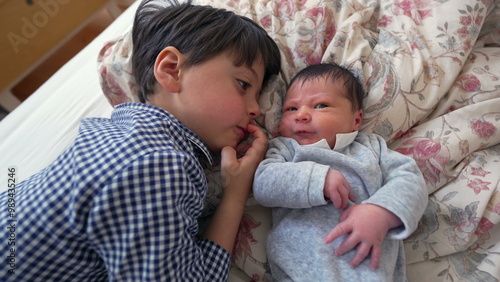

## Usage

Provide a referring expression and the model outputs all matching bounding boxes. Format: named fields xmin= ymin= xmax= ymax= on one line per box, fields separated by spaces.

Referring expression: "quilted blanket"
xmin=97 ymin=0 xmax=500 ymax=281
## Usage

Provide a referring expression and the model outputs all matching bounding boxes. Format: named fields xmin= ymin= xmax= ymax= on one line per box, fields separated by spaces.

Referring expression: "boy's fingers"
xmin=236 ymin=143 xmax=252 ymax=154
xmin=248 ymin=125 xmax=267 ymax=145
xmin=243 ymin=124 xmax=268 ymax=159
xmin=247 ymin=123 xmax=263 ymax=136
xmin=220 ymin=146 xmax=237 ymax=187
xmin=221 ymin=146 xmax=237 ymax=167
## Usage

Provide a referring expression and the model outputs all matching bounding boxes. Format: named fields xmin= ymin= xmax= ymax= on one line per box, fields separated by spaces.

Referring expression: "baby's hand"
xmin=324 ymin=204 xmax=402 ymax=270
xmin=220 ymin=124 xmax=268 ymax=201
xmin=324 ymin=169 xmax=355 ymax=210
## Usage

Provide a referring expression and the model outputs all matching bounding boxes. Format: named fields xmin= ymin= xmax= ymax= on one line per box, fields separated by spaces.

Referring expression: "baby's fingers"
xmin=329 ymin=189 xmax=343 ymax=210
xmin=348 ymin=243 xmax=371 ymax=268
xmin=349 ymin=243 xmax=381 ymax=270
xmin=333 ymin=228 xmax=361 ymax=257
xmin=369 ymin=245 xmax=381 ymax=270
xmin=339 ymin=183 xmax=352 ymax=209
xmin=348 ymin=190 xmax=356 ymax=202
xmin=324 ymin=222 xmax=351 ymax=245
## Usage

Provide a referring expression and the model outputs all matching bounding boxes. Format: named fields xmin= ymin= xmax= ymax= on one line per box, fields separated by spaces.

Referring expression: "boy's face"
xmin=279 ymin=77 xmax=363 ymax=149
xmin=175 ymin=53 xmax=265 ymax=152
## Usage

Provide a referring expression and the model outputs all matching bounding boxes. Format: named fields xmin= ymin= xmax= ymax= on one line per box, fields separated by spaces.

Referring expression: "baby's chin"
xmin=295 ymin=138 xmax=322 ymax=146
xmin=297 ymin=137 xmax=335 ymax=149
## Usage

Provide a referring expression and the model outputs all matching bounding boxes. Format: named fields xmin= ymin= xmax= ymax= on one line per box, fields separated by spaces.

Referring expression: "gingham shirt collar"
xmin=116 ymin=103 xmax=214 ymax=165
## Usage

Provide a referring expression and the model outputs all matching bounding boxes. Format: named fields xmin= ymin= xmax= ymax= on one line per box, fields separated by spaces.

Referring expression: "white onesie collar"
xmin=302 ymin=131 xmax=358 ymax=151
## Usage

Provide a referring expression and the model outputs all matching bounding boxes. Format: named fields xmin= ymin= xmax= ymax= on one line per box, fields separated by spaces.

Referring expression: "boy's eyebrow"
xmin=246 ymin=65 xmax=259 ymax=81
xmin=243 ymin=65 xmax=263 ymax=93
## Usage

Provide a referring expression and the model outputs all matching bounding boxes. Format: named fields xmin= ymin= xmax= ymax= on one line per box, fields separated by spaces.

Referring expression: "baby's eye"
xmin=315 ymin=104 xmax=329 ymax=109
xmin=238 ymin=80 xmax=250 ymax=90
xmin=285 ymin=107 xmax=297 ymax=112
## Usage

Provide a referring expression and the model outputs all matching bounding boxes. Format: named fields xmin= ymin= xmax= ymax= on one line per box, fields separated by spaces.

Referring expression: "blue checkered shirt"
xmin=1 ymin=103 xmax=231 ymax=281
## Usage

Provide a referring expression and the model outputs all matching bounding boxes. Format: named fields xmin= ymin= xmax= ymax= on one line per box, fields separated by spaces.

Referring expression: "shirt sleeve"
xmin=86 ymin=150 xmax=231 ymax=281
xmin=253 ymin=137 xmax=329 ymax=208
xmin=362 ymin=134 xmax=428 ymax=240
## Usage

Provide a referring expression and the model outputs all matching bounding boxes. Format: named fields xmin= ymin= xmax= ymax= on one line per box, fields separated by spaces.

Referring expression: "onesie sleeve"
xmin=362 ymin=135 xmax=428 ymax=240
xmin=86 ymin=151 xmax=231 ymax=281
xmin=253 ymin=137 xmax=329 ymax=208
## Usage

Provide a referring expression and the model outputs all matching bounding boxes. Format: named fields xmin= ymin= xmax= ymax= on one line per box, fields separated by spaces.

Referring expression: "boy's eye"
xmin=315 ymin=104 xmax=329 ymax=109
xmin=285 ymin=107 xmax=297 ymax=112
xmin=238 ymin=80 xmax=250 ymax=90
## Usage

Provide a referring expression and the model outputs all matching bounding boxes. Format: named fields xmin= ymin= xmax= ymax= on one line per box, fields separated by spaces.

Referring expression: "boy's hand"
xmin=220 ymin=124 xmax=268 ymax=203
xmin=204 ymin=124 xmax=267 ymax=253
xmin=323 ymin=204 xmax=401 ymax=270
xmin=324 ymin=169 xmax=355 ymax=210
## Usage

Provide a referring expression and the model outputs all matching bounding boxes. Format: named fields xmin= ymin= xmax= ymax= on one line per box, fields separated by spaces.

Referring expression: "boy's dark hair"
xmin=132 ymin=0 xmax=281 ymax=103
xmin=288 ymin=63 xmax=364 ymax=111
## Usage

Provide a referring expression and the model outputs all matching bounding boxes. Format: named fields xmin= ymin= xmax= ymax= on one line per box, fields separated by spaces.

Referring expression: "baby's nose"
xmin=295 ymin=107 xmax=310 ymax=121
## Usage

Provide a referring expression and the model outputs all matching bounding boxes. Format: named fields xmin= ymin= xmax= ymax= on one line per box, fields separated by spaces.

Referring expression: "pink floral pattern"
xmin=456 ymin=74 xmax=481 ymax=92
xmin=396 ymin=137 xmax=452 ymax=189
xmin=232 ymin=214 xmax=261 ymax=262
xmin=97 ymin=0 xmax=500 ymax=281
xmin=392 ymin=0 xmax=435 ymax=25
xmin=97 ymin=32 xmax=138 ymax=105
xmin=469 ymin=118 xmax=497 ymax=140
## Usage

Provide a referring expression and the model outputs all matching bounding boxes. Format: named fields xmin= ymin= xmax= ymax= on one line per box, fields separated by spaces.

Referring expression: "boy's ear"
xmin=154 ymin=46 xmax=184 ymax=93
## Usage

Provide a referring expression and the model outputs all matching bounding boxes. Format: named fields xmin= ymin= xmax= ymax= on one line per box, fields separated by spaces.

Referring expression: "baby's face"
xmin=279 ymin=77 xmax=362 ymax=149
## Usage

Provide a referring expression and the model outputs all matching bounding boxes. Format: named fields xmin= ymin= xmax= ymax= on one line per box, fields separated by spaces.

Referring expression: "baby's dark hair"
xmin=288 ymin=63 xmax=364 ymax=111
xmin=132 ymin=0 xmax=281 ymax=103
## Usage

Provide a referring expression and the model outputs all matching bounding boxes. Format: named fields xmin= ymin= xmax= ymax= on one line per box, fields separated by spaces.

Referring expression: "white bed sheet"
xmin=0 ymin=1 xmax=140 ymax=187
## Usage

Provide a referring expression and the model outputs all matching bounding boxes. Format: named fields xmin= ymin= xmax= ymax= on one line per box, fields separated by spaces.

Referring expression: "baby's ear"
xmin=154 ymin=46 xmax=184 ymax=93
xmin=353 ymin=109 xmax=363 ymax=131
